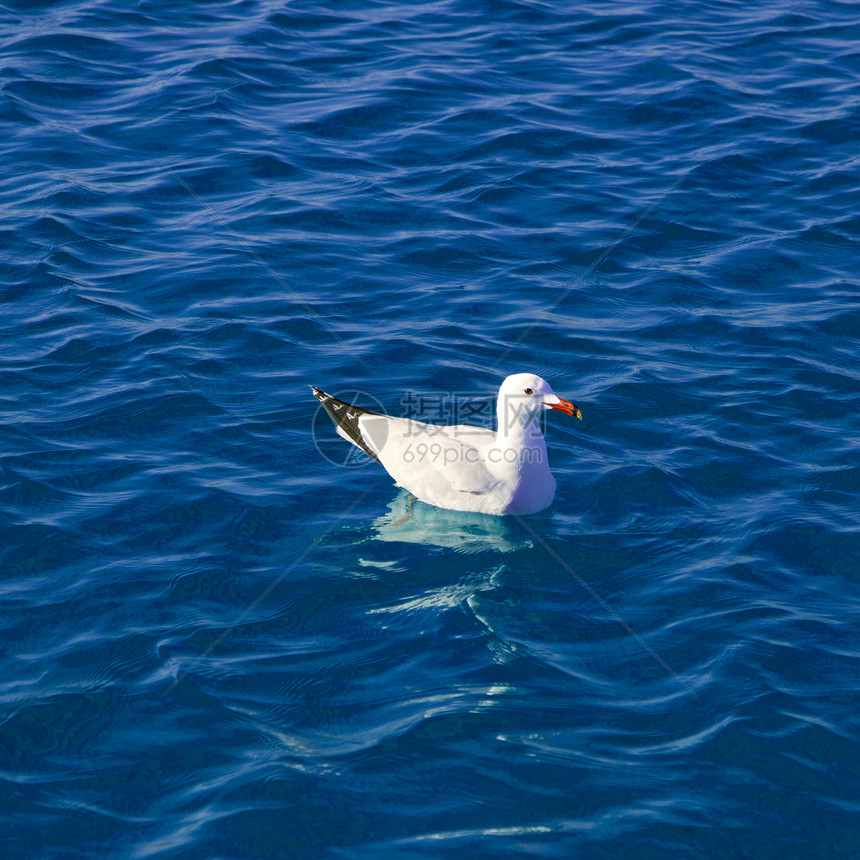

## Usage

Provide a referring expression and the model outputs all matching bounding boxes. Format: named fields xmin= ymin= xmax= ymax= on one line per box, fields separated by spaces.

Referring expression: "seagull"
xmin=311 ymin=373 xmax=581 ymax=516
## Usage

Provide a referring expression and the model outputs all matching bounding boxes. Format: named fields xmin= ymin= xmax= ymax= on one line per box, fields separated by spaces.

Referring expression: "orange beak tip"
xmin=550 ymin=398 xmax=581 ymax=420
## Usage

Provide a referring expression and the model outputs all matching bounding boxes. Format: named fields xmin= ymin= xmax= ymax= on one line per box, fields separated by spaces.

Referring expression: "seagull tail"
xmin=310 ymin=387 xmax=383 ymax=463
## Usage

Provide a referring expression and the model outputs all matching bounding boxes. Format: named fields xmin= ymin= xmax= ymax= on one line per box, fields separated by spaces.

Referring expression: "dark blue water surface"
xmin=2 ymin=0 xmax=860 ymax=856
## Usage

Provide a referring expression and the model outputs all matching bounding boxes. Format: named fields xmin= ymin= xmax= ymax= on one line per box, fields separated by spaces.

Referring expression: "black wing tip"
xmin=310 ymin=387 xmax=382 ymax=464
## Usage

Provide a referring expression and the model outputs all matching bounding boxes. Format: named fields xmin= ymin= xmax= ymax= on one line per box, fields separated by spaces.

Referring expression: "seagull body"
xmin=311 ymin=373 xmax=581 ymax=516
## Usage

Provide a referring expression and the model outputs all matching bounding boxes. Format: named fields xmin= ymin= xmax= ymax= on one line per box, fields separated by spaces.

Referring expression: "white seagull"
xmin=311 ymin=373 xmax=581 ymax=516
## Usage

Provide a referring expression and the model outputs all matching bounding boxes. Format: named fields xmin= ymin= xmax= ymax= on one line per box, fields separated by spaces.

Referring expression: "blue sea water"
xmin=2 ymin=0 xmax=860 ymax=856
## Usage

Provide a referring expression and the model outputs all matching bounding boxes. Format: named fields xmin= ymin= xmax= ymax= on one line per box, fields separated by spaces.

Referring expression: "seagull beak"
xmin=549 ymin=398 xmax=582 ymax=420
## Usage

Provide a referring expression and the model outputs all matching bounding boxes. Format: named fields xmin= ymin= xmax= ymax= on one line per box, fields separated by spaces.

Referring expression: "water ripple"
xmin=2 ymin=0 xmax=859 ymax=857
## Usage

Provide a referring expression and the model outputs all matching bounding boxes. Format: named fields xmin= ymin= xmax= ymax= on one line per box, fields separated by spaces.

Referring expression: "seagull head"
xmin=498 ymin=373 xmax=582 ymax=427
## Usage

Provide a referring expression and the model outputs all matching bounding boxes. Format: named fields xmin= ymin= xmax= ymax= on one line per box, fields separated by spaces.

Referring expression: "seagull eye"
xmin=524 ymin=388 xmax=534 ymax=395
